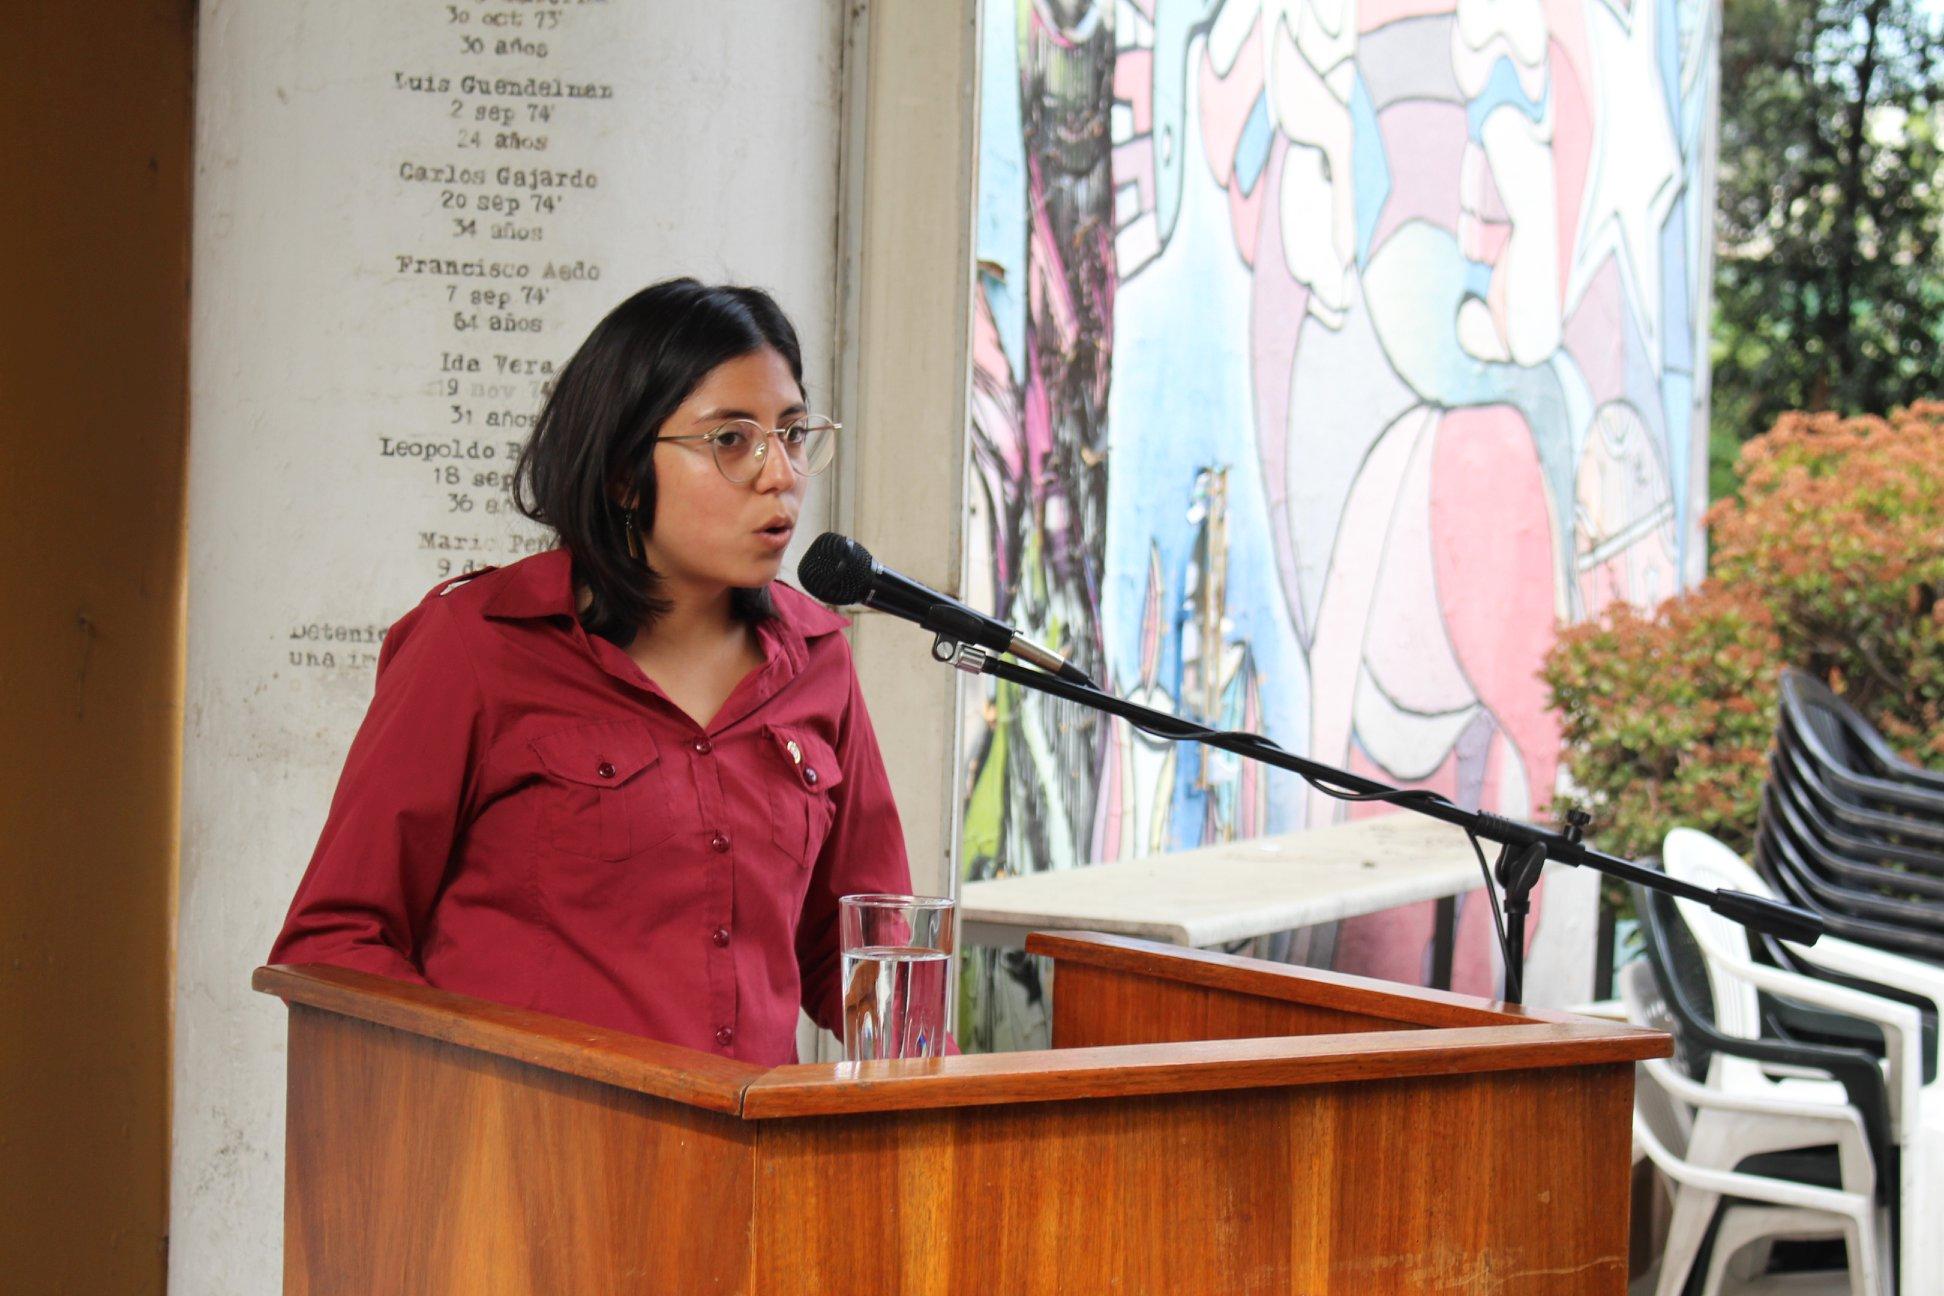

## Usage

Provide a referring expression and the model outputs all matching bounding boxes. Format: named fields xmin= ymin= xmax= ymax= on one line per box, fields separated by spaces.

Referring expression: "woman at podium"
xmin=268 ymin=278 xmax=917 ymax=1065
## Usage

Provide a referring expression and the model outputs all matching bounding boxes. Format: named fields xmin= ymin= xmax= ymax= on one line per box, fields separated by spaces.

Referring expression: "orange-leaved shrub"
xmin=1543 ymin=403 xmax=1944 ymax=859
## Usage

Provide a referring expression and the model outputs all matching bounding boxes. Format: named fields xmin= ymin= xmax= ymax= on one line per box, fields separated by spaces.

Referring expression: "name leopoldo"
xmin=393 ymin=72 xmax=613 ymax=99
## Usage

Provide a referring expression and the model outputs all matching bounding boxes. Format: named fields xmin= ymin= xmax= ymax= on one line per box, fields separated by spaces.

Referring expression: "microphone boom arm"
xmin=932 ymin=636 xmax=1821 ymax=1005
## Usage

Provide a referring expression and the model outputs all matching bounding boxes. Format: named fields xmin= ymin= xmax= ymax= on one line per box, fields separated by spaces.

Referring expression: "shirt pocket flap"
xmin=764 ymin=724 xmax=844 ymax=795
xmin=530 ymin=720 xmax=661 ymax=787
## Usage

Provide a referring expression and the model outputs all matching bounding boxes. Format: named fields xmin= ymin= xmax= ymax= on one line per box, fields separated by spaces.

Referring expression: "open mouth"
xmin=758 ymin=519 xmax=795 ymax=544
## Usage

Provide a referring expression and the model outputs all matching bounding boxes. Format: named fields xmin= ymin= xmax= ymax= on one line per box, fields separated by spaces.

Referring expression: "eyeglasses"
xmin=658 ymin=415 xmax=840 ymax=484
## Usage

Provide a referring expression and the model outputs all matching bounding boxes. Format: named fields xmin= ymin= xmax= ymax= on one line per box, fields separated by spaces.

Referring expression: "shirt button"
xmin=596 ymin=761 xmax=616 ymax=779
xmin=715 ymin=1026 xmax=734 ymax=1047
xmin=803 ymin=767 xmax=819 ymax=786
xmin=692 ymin=737 xmax=712 ymax=755
xmin=712 ymin=926 xmax=731 ymax=947
xmin=709 ymin=833 xmax=731 ymax=853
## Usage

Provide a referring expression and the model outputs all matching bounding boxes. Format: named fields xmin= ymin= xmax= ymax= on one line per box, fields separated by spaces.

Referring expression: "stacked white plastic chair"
xmin=1664 ymin=826 xmax=1944 ymax=1291
xmin=1619 ymin=958 xmax=1885 ymax=1294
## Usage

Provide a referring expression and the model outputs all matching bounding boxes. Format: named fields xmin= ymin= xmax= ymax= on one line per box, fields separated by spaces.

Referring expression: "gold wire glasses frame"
xmin=658 ymin=415 xmax=840 ymax=484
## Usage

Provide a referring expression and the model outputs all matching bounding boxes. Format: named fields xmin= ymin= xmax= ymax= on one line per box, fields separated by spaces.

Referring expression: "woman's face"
xmin=641 ymin=346 xmax=810 ymax=597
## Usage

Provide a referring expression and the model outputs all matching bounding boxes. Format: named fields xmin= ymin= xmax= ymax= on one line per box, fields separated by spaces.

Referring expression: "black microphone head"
xmin=797 ymin=532 xmax=875 ymax=606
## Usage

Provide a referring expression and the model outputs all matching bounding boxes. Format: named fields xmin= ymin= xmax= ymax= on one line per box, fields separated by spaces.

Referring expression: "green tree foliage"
xmin=1712 ymin=0 xmax=1944 ymax=491
xmin=1545 ymin=405 xmax=1944 ymax=859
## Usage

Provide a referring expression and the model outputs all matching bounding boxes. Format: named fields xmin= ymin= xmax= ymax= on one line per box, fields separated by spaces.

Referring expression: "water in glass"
xmin=841 ymin=944 xmax=949 ymax=1061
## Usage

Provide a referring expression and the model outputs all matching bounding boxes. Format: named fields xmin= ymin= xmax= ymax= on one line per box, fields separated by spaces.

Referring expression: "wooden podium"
xmin=256 ymin=931 xmax=1668 ymax=1294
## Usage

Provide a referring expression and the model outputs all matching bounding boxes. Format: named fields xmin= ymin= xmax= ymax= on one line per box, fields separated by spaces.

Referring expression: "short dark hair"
xmin=513 ymin=278 xmax=804 ymax=645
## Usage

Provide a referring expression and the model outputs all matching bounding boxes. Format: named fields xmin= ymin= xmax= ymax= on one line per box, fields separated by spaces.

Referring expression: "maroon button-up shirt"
xmin=268 ymin=547 xmax=917 ymax=1064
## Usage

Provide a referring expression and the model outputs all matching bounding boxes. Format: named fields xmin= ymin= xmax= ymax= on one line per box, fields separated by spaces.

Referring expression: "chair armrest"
xmin=1788 ymin=724 xmax=1944 ymax=816
xmin=1649 ymin=1056 xmax=1867 ymax=1129
xmin=1660 ymin=1005 xmax=1894 ymax=1166
xmin=1817 ymin=753 xmax=1944 ymax=818
xmin=1886 ymin=760 xmax=1944 ymax=796
xmin=1732 ymin=956 xmax=1923 ymax=1044
xmin=1720 ymin=951 xmax=1925 ymax=1139
xmin=1632 ymin=1115 xmax=1870 ymax=1213
xmin=1863 ymin=737 xmax=1944 ymax=794
xmin=1791 ymin=934 xmax=1944 ymax=1021
xmin=1757 ymin=1060 xmax=1845 ymax=1082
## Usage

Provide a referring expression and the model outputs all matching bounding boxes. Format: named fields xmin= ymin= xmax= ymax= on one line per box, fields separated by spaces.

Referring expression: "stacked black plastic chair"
xmin=1756 ymin=670 xmax=1944 ymax=963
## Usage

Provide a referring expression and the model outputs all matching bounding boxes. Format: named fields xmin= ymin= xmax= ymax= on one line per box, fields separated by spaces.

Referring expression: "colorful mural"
xmin=959 ymin=0 xmax=1712 ymax=1047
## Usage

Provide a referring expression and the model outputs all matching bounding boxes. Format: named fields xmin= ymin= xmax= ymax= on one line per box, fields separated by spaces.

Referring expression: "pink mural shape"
xmin=1371 ymin=102 xmax=1470 ymax=251
xmin=1429 ymin=406 xmax=1564 ymax=816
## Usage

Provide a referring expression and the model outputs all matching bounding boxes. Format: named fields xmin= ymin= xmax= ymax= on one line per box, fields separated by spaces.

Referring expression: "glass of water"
xmin=839 ymin=893 xmax=955 ymax=1062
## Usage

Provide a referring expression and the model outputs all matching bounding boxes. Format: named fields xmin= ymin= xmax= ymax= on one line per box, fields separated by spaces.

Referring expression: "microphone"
xmin=797 ymin=532 xmax=1095 ymax=687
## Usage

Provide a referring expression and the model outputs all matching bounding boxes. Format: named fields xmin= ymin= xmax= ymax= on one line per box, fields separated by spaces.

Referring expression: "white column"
xmin=833 ymin=0 xmax=982 ymax=903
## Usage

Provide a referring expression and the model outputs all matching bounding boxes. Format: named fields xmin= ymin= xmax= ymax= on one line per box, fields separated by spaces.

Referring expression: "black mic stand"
xmin=924 ymin=626 xmax=1822 ymax=1007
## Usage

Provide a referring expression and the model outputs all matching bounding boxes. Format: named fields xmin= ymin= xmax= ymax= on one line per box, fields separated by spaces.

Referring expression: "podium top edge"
xmin=738 ymin=1019 xmax=1667 ymax=1117
xmin=256 ymin=949 xmax=1669 ymax=1122
xmin=253 ymin=963 xmax=762 ymax=1115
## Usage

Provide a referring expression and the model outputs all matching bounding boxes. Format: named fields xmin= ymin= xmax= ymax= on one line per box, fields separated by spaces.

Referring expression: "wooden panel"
xmin=752 ymin=1062 xmax=1636 ymax=1294
xmin=1051 ymin=960 xmax=1421 ymax=1046
xmin=257 ymin=964 xmax=761 ymax=1113
xmin=1028 ymin=930 xmax=1600 ymax=1028
xmin=739 ymin=1021 xmax=1664 ymax=1116
xmin=283 ymin=1006 xmax=754 ymax=1295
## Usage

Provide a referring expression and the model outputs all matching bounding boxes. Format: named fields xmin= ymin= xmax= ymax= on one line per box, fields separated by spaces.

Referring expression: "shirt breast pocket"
xmin=530 ymin=721 xmax=677 ymax=861
xmin=766 ymin=725 xmax=844 ymax=870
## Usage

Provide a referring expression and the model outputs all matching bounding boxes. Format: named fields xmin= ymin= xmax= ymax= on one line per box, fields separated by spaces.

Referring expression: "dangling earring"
xmin=617 ymin=501 xmax=643 ymax=562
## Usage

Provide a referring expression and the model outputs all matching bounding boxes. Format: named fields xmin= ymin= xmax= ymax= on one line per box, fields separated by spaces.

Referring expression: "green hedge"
xmin=1544 ymin=403 xmax=1944 ymax=859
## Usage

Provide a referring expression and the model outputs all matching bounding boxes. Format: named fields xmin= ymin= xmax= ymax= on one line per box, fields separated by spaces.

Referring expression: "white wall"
xmin=171 ymin=2 xmax=844 ymax=1289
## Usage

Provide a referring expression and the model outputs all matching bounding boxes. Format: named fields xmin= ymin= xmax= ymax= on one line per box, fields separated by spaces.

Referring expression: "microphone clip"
xmin=931 ymin=635 xmax=991 ymax=676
